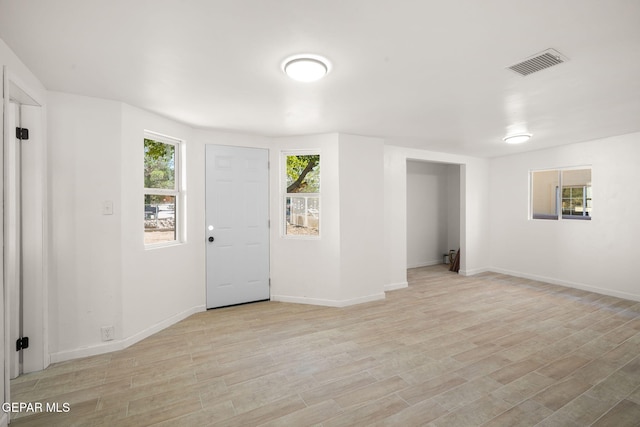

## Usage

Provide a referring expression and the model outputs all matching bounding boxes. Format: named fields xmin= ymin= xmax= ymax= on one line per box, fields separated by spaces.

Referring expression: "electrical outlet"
xmin=101 ymin=326 xmax=115 ymax=341
xmin=102 ymin=200 xmax=114 ymax=215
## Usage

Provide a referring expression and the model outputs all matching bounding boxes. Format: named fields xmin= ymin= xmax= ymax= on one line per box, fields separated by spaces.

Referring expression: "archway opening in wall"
xmin=406 ymin=160 xmax=461 ymax=271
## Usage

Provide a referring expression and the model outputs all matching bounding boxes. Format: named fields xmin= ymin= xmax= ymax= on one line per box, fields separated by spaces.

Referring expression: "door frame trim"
xmin=2 ymin=67 xmax=48 ymax=408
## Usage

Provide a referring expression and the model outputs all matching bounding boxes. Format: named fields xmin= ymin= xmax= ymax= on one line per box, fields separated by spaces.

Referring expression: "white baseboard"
xmin=271 ymin=292 xmax=385 ymax=308
xmin=385 ymin=281 xmax=408 ymax=291
xmin=460 ymin=267 xmax=490 ymax=276
xmin=407 ymin=259 xmax=444 ymax=269
xmin=490 ymin=267 xmax=640 ymax=302
xmin=49 ymin=305 xmax=206 ymax=364
xmin=342 ymin=293 xmax=385 ymax=306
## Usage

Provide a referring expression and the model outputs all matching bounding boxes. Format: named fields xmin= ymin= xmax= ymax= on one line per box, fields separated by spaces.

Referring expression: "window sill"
xmin=531 ymin=214 xmax=592 ymax=221
xmin=144 ymin=241 xmax=184 ymax=250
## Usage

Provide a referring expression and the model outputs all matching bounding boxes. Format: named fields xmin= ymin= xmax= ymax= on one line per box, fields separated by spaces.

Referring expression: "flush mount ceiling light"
xmin=503 ymin=133 xmax=532 ymax=144
xmin=282 ymin=54 xmax=331 ymax=82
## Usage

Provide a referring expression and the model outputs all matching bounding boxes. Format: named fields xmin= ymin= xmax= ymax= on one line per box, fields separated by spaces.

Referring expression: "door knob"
xmin=208 ymin=236 xmax=214 ymax=242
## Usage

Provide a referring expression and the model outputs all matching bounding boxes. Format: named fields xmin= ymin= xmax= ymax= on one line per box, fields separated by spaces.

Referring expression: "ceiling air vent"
xmin=507 ymin=49 xmax=567 ymax=76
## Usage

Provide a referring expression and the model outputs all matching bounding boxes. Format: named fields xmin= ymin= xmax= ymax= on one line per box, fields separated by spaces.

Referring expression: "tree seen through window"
xmin=285 ymin=154 xmax=320 ymax=236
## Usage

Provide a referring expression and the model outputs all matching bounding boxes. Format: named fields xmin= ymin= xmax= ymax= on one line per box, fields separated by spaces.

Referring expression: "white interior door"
xmin=4 ymin=78 xmax=45 ymax=382
xmin=6 ymin=101 xmax=21 ymax=379
xmin=18 ymin=102 xmax=45 ymax=375
xmin=205 ymin=145 xmax=270 ymax=309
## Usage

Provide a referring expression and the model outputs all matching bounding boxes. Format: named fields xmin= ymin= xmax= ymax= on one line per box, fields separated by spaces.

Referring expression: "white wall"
xmin=447 ymin=164 xmax=461 ymax=252
xmin=47 ymin=94 xmax=223 ymax=362
xmin=338 ymin=134 xmax=385 ymax=302
xmin=47 ymin=93 xmax=124 ymax=359
xmin=269 ymin=134 xmax=342 ymax=305
xmin=269 ymin=133 xmax=386 ymax=306
xmin=383 ymin=147 xmax=408 ymax=290
xmin=48 ymin=92 xmax=122 ymax=362
xmin=384 ymin=145 xmax=490 ymax=289
xmin=119 ymin=104 xmax=203 ymax=343
xmin=460 ymin=159 xmax=491 ymax=274
xmin=406 ymin=161 xmax=460 ymax=268
xmin=489 ymin=132 xmax=640 ymax=301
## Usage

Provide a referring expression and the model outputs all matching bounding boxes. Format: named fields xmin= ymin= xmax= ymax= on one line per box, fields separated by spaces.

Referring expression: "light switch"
xmin=102 ymin=201 xmax=114 ymax=215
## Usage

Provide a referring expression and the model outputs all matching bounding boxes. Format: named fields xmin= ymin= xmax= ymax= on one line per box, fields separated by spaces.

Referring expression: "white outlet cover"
xmin=101 ymin=326 xmax=115 ymax=341
xmin=102 ymin=201 xmax=114 ymax=215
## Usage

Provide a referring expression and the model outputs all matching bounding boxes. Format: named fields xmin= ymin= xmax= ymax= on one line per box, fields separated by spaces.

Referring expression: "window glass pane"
xmin=144 ymin=138 xmax=175 ymax=189
xmin=286 ymin=196 xmax=319 ymax=236
xmin=562 ymin=168 xmax=591 ymax=187
xmin=286 ymin=154 xmax=320 ymax=193
xmin=284 ymin=153 xmax=320 ymax=238
xmin=562 ymin=169 xmax=592 ymax=219
xmin=144 ymin=195 xmax=176 ymax=244
xmin=531 ymin=170 xmax=559 ymax=220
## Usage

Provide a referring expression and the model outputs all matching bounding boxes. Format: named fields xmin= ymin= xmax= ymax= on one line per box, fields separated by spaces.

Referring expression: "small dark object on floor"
xmin=449 ymin=248 xmax=460 ymax=273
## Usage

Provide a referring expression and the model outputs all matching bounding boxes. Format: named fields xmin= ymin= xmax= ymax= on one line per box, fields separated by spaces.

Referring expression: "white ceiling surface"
xmin=1 ymin=1 xmax=639 ymax=157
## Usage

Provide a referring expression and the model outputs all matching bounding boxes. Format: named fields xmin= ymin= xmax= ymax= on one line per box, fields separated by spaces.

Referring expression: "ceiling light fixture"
xmin=503 ymin=133 xmax=532 ymax=144
xmin=282 ymin=54 xmax=330 ymax=82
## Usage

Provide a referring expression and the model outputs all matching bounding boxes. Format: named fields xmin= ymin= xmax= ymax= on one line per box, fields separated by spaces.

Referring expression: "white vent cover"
xmin=507 ymin=49 xmax=567 ymax=76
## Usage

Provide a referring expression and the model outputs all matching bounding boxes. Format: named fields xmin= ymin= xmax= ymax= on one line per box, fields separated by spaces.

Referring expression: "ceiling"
xmin=1 ymin=0 xmax=639 ymax=157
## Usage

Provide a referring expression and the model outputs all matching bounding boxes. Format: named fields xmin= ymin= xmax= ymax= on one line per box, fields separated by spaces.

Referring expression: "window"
xmin=144 ymin=132 xmax=182 ymax=245
xmin=531 ymin=170 xmax=559 ymax=220
xmin=561 ymin=169 xmax=592 ymax=219
xmin=531 ymin=167 xmax=592 ymax=220
xmin=283 ymin=153 xmax=320 ymax=237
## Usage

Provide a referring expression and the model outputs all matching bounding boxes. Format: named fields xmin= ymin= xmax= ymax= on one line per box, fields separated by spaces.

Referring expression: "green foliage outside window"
xmin=144 ymin=139 xmax=175 ymax=204
xmin=286 ymin=154 xmax=319 ymax=193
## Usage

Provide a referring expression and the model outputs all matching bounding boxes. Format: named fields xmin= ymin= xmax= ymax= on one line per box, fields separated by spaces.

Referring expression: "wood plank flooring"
xmin=9 ymin=265 xmax=640 ymax=426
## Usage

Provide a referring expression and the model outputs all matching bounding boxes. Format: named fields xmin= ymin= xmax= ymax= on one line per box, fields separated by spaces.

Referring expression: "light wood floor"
xmin=10 ymin=265 xmax=640 ymax=426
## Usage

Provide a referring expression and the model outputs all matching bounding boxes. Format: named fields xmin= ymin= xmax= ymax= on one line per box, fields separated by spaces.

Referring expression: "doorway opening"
xmin=406 ymin=160 xmax=461 ymax=269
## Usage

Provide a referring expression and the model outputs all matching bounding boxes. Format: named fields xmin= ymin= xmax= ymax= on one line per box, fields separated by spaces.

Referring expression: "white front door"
xmin=205 ymin=145 xmax=270 ymax=309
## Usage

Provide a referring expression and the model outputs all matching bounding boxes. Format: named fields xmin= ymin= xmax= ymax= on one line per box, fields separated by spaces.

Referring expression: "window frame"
xmin=530 ymin=166 xmax=592 ymax=221
xmin=143 ymin=130 xmax=184 ymax=247
xmin=281 ymin=150 xmax=321 ymax=239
